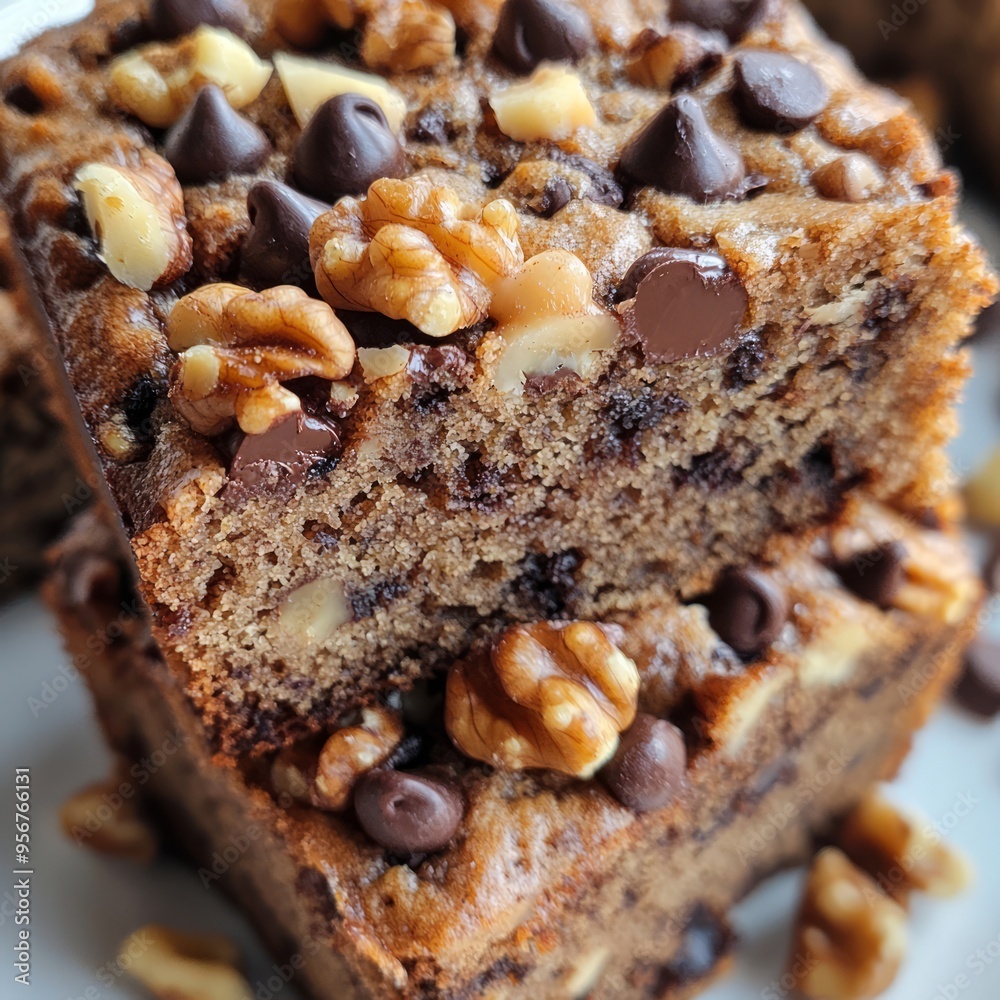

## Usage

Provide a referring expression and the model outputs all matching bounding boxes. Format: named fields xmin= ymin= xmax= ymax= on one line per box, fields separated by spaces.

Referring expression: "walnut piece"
xmin=789 ymin=847 xmax=907 ymax=1000
xmin=120 ymin=925 xmax=252 ymax=1000
xmin=273 ymin=576 xmax=353 ymax=647
xmin=490 ymin=65 xmax=597 ymax=143
xmin=167 ymin=283 xmax=356 ymax=435
xmin=812 ymin=153 xmax=883 ymax=202
xmin=361 ymin=0 xmax=456 ymax=71
xmin=840 ymin=790 xmax=973 ymax=900
xmin=311 ymin=175 xmax=523 ymax=337
xmin=488 ymin=249 xmax=619 ymax=393
xmin=59 ymin=781 xmax=158 ymax=863
xmin=274 ymin=50 xmax=407 ymax=131
xmin=73 ymin=151 xmax=193 ymax=291
xmin=626 ymin=26 xmax=724 ymax=90
xmin=109 ymin=26 xmax=272 ymax=128
xmin=445 ymin=621 xmax=640 ymax=778
xmin=272 ymin=706 xmax=404 ymax=810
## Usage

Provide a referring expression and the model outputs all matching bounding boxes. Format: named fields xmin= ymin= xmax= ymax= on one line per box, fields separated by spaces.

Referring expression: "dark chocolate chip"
xmin=225 ymin=411 xmax=341 ymax=493
xmin=148 ymin=0 xmax=249 ymax=38
xmin=3 ymin=83 xmax=44 ymax=115
xmin=354 ymin=770 xmax=463 ymax=853
xmin=164 ymin=85 xmax=270 ymax=185
xmin=241 ymin=180 xmax=328 ymax=290
xmin=292 ymin=93 xmax=406 ymax=203
xmin=619 ymin=248 xmax=747 ymax=363
xmin=601 ymin=714 xmax=686 ymax=813
xmin=619 ymin=94 xmax=745 ymax=202
xmin=953 ymin=639 xmax=1000 ymax=718
xmin=122 ymin=375 xmax=162 ymax=444
xmin=671 ymin=0 xmax=767 ymax=43
xmin=527 ymin=176 xmax=572 ymax=217
xmin=492 ymin=0 xmax=595 ymax=74
xmin=732 ymin=50 xmax=829 ymax=133
xmin=659 ymin=904 xmax=734 ymax=985
xmin=702 ymin=566 xmax=788 ymax=655
xmin=833 ymin=542 xmax=906 ymax=609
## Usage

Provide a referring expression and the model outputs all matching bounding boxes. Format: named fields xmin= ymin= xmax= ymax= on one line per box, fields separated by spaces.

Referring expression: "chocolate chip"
xmin=292 ymin=93 xmax=406 ymax=203
xmin=953 ymin=639 xmax=1000 ymax=718
xmin=354 ymin=770 xmax=463 ymax=853
xmin=3 ymin=83 xmax=44 ymax=115
xmin=618 ymin=248 xmax=747 ymax=363
xmin=224 ymin=411 xmax=341 ymax=494
xmin=671 ymin=0 xmax=767 ymax=43
xmin=492 ymin=0 xmax=595 ymax=74
xmin=657 ymin=904 xmax=734 ymax=985
xmin=148 ymin=0 xmax=249 ymax=38
xmin=619 ymin=94 xmax=745 ymax=202
xmin=833 ymin=542 xmax=905 ymax=609
xmin=732 ymin=50 xmax=828 ymax=133
xmin=164 ymin=85 xmax=270 ymax=185
xmin=602 ymin=714 xmax=686 ymax=812
xmin=702 ymin=566 xmax=788 ymax=655
xmin=241 ymin=180 xmax=328 ymax=290
xmin=527 ymin=176 xmax=572 ymax=217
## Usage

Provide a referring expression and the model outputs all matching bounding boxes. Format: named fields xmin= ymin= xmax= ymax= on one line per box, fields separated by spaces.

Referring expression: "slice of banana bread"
xmin=46 ymin=497 xmax=978 ymax=999
xmin=2 ymin=0 xmax=993 ymax=753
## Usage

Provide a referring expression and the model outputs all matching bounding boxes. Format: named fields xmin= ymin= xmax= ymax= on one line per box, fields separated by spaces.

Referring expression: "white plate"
xmin=2 ymin=5 xmax=1000 ymax=996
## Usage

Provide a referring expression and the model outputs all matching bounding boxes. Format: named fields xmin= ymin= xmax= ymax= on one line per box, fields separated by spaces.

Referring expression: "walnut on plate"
xmin=167 ymin=283 xmax=356 ymax=435
xmin=108 ymin=26 xmax=272 ymax=128
xmin=272 ymin=706 xmax=405 ymax=811
xmin=310 ymin=175 xmax=523 ymax=337
xmin=789 ymin=847 xmax=907 ymax=1000
xmin=73 ymin=150 xmax=192 ymax=291
xmin=445 ymin=621 xmax=640 ymax=778
xmin=120 ymin=925 xmax=252 ymax=1000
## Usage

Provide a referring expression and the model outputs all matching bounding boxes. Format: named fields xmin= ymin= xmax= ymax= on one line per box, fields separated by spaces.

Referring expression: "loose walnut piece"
xmin=120 ymin=925 xmax=252 ymax=1000
xmin=108 ymin=26 xmax=272 ymax=128
xmin=789 ymin=848 xmax=907 ymax=1000
xmin=73 ymin=151 xmax=193 ymax=291
xmin=311 ymin=175 xmax=523 ymax=337
xmin=488 ymin=249 xmax=619 ymax=393
xmin=446 ymin=621 xmax=640 ymax=778
xmin=812 ymin=153 xmax=883 ymax=202
xmin=362 ymin=0 xmax=456 ymax=71
xmin=272 ymin=707 xmax=404 ymax=810
xmin=840 ymin=790 xmax=973 ymax=900
xmin=274 ymin=50 xmax=407 ymax=131
xmin=490 ymin=64 xmax=597 ymax=142
xmin=167 ymin=283 xmax=356 ymax=435
xmin=59 ymin=781 xmax=158 ymax=863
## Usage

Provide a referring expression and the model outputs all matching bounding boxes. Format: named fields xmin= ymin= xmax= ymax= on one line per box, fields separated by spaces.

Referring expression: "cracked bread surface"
xmin=1 ymin=0 xmax=994 ymax=752
xmin=46 ymin=497 xmax=977 ymax=999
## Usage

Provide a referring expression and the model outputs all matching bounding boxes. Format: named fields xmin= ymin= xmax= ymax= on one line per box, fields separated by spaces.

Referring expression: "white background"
xmin=1 ymin=2 xmax=1000 ymax=997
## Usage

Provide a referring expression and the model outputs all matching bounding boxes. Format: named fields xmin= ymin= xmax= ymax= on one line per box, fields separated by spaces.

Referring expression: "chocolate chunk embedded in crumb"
xmin=353 ymin=769 xmax=463 ymax=854
xmin=701 ymin=566 xmax=789 ymax=655
xmin=953 ymin=638 xmax=1000 ymax=718
xmin=671 ymin=0 xmax=768 ymax=43
xmin=619 ymin=94 xmax=746 ymax=201
xmin=732 ymin=50 xmax=829 ymax=133
xmin=164 ymin=85 xmax=270 ymax=185
xmin=619 ymin=248 xmax=747 ymax=363
xmin=492 ymin=0 xmax=595 ymax=74
xmin=833 ymin=542 xmax=906 ymax=609
xmin=601 ymin=713 xmax=686 ymax=812
xmin=147 ymin=0 xmax=249 ymax=39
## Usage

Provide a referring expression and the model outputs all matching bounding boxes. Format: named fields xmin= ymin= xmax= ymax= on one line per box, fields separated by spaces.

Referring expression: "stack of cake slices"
xmin=1 ymin=0 xmax=994 ymax=995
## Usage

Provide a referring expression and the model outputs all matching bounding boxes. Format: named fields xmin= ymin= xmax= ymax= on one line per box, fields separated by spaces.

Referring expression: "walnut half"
xmin=445 ymin=621 xmax=640 ymax=778
xmin=167 ymin=283 xmax=356 ymax=435
xmin=311 ymin=175 xmax=523 ymax=337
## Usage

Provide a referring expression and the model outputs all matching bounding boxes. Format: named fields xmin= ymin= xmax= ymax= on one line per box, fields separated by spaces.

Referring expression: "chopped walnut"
xmin=789 ymin=847 xmax=907 ymax=1000
xmin=120 ymin=925 xmax=252 ymax=1000
xmin=812 ymin=153 xmax=883 ymax=203
xmin=59 ymin=780 xmax=158 ymax=863
xmin=108 ymin=26 xmax=272 ymax=128
xmin=487 ymin=249 xmax=619 ymax=393
xmin=490 ymin=65 xmax=597 ymax=143
xmin=167 ymin=283 xmax=356 ymax=436
xmin=445 ymin=621 xmax=640 ymax=778
xmin=272 ymin=707 xmax=404 ymax=810
xmin=625 ymin=26 xmax=725 ymax=90
xmin=73 ymin=150 xmax=193 ymax=291
xmin=311 ymin=175 xmax=523 ymax=337
xmin=840 ymin=790 xmax=973 ymax=900
xmin=362 ymin=0 xmax=457 ymax=72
